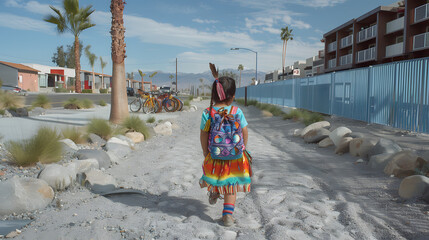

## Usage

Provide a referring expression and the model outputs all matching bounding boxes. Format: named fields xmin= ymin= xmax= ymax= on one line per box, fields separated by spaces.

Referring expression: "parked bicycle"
xmin=129 ymin=89 xmax=161 ymax=113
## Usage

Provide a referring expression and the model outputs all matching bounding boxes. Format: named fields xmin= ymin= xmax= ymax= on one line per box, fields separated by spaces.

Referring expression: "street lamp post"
xmin=230 ymin=48 xmax=257 ymax=84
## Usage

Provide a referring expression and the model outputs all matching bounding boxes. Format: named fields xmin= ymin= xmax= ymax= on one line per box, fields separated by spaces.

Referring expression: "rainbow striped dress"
xmin=199 ymin=105 xmax=252 ymax=194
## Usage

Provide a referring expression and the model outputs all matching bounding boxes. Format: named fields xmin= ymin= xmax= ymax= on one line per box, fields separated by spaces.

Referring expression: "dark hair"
xmin=207 ymin=63 xmax=236 ymax=113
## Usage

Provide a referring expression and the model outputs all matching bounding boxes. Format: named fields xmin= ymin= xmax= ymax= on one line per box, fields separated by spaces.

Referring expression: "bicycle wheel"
xmin=173 ymin=97 xmax=183 ymax=111
xmin=155 ymin=98 xmax=162 ymax=113
xmin=142 ymin=98 xmax=155 ymax=113
xmin=129 ymin=98 xmax=142 ymax=112
xmin=163 ymin=98 xmax=177 ymax=112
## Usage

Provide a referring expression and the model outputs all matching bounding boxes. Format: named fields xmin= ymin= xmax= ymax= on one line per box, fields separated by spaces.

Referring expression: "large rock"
xmin=368 ymin=153 xmax=394 ymax=170
xmin=318 ymin=137 xmax=334 ymax=148
xmin=303 ymin=128 xmax=330 ymax=144
xmin=154 ymin=122 xmax=173 ymax=136
xmin=38 ymin=164 xmax=76 ymax=191
xmin=83 ymin=169 xmax=117 ymax=194
xmin=59 ymin=139 xmax=79 ymax=154
xmin=0 ymin=176 xmax=54 ymax=215
xmin=293 ymin=129 xmax=302 ymax=137
xmin=300 ymin=121 xmax=330 ymax=137
xmin=76 ymin=149 xmax=111 ymax=169
xmin=125 ymin=132 xmax=145 ymax=143
xmin=335 ymin=137 xmax=353 ymax=155
xmin=368 ymin=138 xmax=402 ymax=158
xmin=75 ymin=159 xmax=99 ymax=173
xmin=329 ymin=127 xmax=352 ymax=146
xmin=88 ymin=133 xmax=106 ymax=148
xmin=398 ymin=175 xmax=429 ymax=199
xmin=384 ymin=151 xmax=427 ymax=178
xmin=105 ymin=137 xmax=132 ymax=158
xmin=262 ymin=110 xmax=273 ymax=117
xmin=349 ymin=138 xmax=377 ymax=158
xmin=115 ymin=135 xmax=135 ymax=148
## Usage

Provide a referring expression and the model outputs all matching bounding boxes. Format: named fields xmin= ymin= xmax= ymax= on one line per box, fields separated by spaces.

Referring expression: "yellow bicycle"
xmin=129 ymin=89 xmax=161 ymax=113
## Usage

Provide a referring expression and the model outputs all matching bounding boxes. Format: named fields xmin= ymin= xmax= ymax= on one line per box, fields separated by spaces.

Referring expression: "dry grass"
xmin=86 ymin=118 xmax=112 ymax=140
xmin=61 ymin=126 xmax=87 ymax=144
xmin=0 ymin=91 xmax=24 ymax=110
xmin=122 ymin=116 xmax=150 ymax=139
xmin=32 ymin=94 xmax=51 ymax=109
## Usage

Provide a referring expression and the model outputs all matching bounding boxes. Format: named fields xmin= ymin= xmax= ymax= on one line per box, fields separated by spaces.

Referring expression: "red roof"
xmin=0 ymin=61 xmax=40 ymax=72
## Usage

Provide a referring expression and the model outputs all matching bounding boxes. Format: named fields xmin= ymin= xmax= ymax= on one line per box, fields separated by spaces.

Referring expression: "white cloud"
xmin=4 ymin=0 xmax=55 ymax=15
xmin=0 ymin=12 xmax=53 ymax=33
xmin=234 ymin=0 xmax=346 ymax=8
xmin=192 ymin=18 xmax=218 ymax=24
xmin=93 ymin=11 xmax=263 ymax=49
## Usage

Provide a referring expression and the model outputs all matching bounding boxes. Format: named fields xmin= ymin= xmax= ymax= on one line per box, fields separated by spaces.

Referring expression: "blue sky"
xmin=0 ymin=0 xmax=392 ymax=75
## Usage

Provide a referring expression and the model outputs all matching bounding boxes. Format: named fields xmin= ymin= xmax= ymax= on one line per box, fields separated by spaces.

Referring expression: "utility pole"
xmin=175 ymin=58 xmax=178 ymax=93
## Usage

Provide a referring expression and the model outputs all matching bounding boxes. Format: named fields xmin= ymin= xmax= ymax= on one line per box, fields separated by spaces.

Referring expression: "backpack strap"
xmin=206 ymin=107 xmax=217 ymax=119
xmin=230 ymin=106 xmax=238 ymax=115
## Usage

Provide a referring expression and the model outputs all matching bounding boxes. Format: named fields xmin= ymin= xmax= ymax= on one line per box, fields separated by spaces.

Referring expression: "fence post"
xmin=244 ymin=86 xmax=247 ymax=106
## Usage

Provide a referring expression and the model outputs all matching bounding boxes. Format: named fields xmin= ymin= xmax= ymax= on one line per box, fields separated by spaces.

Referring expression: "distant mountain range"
xmin=129 ymin=69 xmax=266 ymax=90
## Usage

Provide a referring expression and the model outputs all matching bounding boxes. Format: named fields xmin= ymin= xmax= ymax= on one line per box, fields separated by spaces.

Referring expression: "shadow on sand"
xmin=101 ymin=189 xmax=213 ymax=223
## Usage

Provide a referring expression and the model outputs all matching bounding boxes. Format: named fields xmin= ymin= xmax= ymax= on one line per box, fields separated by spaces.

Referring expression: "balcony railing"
xmin=386 ymin=16 xmax=404 ymax=34
xmin=386 ymin=42 xmax=404 ymax=57
xmin=356 ymin=47 xmax=376 ymax=63
xmin=340 ymin=35 xmax=353 ymax=48
xmin=328 ymin=41 xmax=337 ymax=52
xmin=414 ymin=32 xmax=429 ymax=51
xmin=328 ymin=59 xmax=336 ymax=68
xmin=340 ymin=54 xmax=353 ymax=66
xmin=358 ymin=25 xmax=377 ymax=43
xmin=415 ymin=3 xmax=429 ymax=23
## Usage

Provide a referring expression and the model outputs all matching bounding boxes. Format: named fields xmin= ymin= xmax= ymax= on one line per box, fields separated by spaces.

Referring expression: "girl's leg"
xmin=224 ymin=193 xmax=236 ymax=205
xmin=222 ymin=193 xmax=236 ymax=226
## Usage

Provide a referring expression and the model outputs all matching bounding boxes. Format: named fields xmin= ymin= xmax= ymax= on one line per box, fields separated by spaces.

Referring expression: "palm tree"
xmin=237 ymin=64 xmax=244 ymax=88
xmin=149 ymin=72 xmax=157 ymax=91
xmin=44 ymin=0 xmax=96 ymax=93
xmin=84 ymin=45 xmax=97 ymax=90
xmin=109 ymin=0 xmax=128 ymax=123
xmin=99 ymin=57 xmax=107 ymax=89
xmin=199 ymin=78 xmax=204 ymax=96
xmin=281 ymin=26 xmax=293 ymax=80
xmin=138 ymin=69 xmax=146 ymax=91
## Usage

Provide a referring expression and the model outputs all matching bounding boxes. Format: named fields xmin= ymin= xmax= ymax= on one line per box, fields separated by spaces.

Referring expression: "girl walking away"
xmin=199 ymin=63 xmax=252 ymax=227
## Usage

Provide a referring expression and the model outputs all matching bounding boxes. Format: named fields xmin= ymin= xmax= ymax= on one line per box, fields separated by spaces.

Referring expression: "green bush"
xmin=0 ymin=91 xmax=24 ymax=110
xmin=82 ymin=89 xmax=93 ymax=93
xmin=147 ymin=116 xmax=156 ymax=123
xmin=32 ymin=94 xmax=51 ymax=109
xmin=86 ymin=118 xmax=112 ymax=140
xmin=81 ymin=99 xmax=94 ymax=109
xmin=54 ymin=87 xmax=68 ymax=93
xmin=184 ymin=100 xmax=190 ymax=107
xmin=247 ymin=100 xmax=258 ymax=106
xmin=188 ymin=95 xmax=194 ymax=101
xmin=0 ymin=109 xmax=5 ymax=115
xmin=98 ymin=99 xmax=107 ymax=106
xmin=63 ymin=98 xmax=83 ymax=109
xmin=121 ymin=116 xmax=150 ymax=139
xmin=302 ymin=111 xmax=325 ymax=126
xmin=283 ymin=109 xmax=303 ymax=121
xmin=61 ymin=127 xmax=86 ymax=144
xmin=99 ymin=89 xmax=108 ymax=94
xmin=5 ymin=127 xmax=62 ymax=166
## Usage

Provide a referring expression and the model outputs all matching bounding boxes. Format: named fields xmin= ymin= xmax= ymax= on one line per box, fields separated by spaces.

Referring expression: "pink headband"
xmin=215 ymin=78 xmax=226 ymax=101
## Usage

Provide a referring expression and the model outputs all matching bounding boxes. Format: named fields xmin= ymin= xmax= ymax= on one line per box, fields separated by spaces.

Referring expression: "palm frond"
xmin=64 ymin=0 xmax=79 ymax=17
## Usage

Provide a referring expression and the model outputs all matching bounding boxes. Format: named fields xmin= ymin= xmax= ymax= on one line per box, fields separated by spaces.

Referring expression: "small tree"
xmin=100 ymin=56 xmax=107 ymax=89
xmin=149 ymin=72 xmax=157 ymax=91
xmin=85 ymin=45 xmax=97 ymax=90
xmin=281 ymin=26 xmax=294 ymax=80
xmin=237 ymin=64 xmax=244 ymax=88
xmin=138 ymin=69 xmax=146 ymax=91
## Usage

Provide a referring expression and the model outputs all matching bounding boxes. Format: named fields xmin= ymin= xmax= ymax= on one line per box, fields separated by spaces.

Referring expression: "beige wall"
xmin=18 ymin=71 xmax=38 ymax=92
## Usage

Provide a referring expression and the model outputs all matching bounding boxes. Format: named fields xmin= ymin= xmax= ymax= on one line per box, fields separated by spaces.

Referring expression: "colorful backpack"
xmin=207 ymin=106 xmax=244 ymax=160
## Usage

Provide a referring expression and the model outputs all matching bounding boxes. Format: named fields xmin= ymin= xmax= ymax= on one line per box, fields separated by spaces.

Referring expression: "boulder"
xmin=303 ymin=128 xmax=330 ymax=144
xmin=349 ymin=138 xmax=377 ymax=158
xmin=318 ymin=137 xmax=334 ymax=148
xmin=115 ymin=135 xmax=135 ymax=148
xmin=0 ymin=176 xmax=54 ymax=215
xmin=154 ymin=122 xmax=173 ymax=136
xmin=125 ymin=132 xmax=145 ymax=143
xmin=59 ymin=139 xmax=79 ymax=154
xmin=300 ymin=121 xmax=330 ymax=137
xmin=368 ymin=153 xmax=394 ymax=170
xmin=367 ymin=138 xmax=402 ymax=158
xmin=293 ymin=129 xmax=302 ymax=137
xmin=28 ymin=107 xmax=46 ymax=117
xmin=38 ymin=164 xmax=76 ymax=191
xmin=335 ymin=137 xmax=353 ymax=155
xmin=88 ymin=133 xmax=106 ymax=148
xmin=384 ymin=151 xmax=427 ymax=178
xmin=8 ymin=108 xmax=28 ymax=117
xmin=83 ymin=169 xmax=117 ymax=194
xmin=398 ymin=175 xmax=429 ymax=199
xmin=262 ymin=110 xmax=273 ymax=117
xmin=76 ymin=149 xmax=111 ymax=169
xmin=329 ymin=127 xmax=352 ymax=146
xmin=75 ymin=159 xmax=99 ymax=173
xmin=190 ymin=105 xmax=198 ymax=112
xmin=105 ymin=137 xmax=132 ymax=158
xmin=350 ymin=132 xmax=366 ymax=138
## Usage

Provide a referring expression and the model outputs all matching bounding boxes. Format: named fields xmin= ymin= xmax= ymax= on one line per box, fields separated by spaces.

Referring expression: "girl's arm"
xmin=200 ymin=130 xmax=209 ymax=157
xmin=242 ymin=126 xmax=248 ymax=147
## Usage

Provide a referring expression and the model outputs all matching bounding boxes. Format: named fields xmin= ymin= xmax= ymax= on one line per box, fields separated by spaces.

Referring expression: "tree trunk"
xmin=110 ymin=0 xmax=129 ymax=124
xmin=283 ymin=41 xmax=288 ymax=80
xmin=282 ymin=40 xmax=285 ymax=80
xmin=74 ymin=36 xmax=81 ymax=93
xmin=92 ymin=67 xmax=95 ymax=91
xmin=239 ymin=70 xmax=242 ymax=88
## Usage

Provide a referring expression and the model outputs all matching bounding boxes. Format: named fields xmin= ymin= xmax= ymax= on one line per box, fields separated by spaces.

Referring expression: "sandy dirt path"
xmin=15 ymin=100 xmax=429 ymax=240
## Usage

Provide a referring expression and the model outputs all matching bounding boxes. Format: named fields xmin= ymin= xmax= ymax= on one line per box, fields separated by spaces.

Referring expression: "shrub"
xmin=247 ymin=100 xmax=258 ymax=106
xmin=0 ymin=109 xmax=5 ymax=115
xmin=82 ymin=89 xmax=93 ymax=93
xmin=235 ymin=99 xmax=245 ymax=105
xmin=302 ymin=111 xmax=325 ymax=126
xmin=147 ymin=116 xmax=156 ymax=123
xmin=61 ymin=127 xmax=86 ymax=144
xmin=32 ymin=94 xmax=51 ymax=109
xmin=63 ymin=98 xmax=83 ymax=109
xmin=98 ymin=99 xmax=107 ymax=106
xmin=86 ymin=118 xmax=112 ymax=140
xmin=99 ymin=89 xmax=108 ymax=94
xmin=5 ymin=127 xmax=62 ymax=166
xmin=283 ymin=109 xmax=303 ymax=121
xmin=121 ymin=116 xmax=150 ymax=139
xmin=184 ymin=100 xmax=190 ymax=107
xmin=0 ymin=91 xmax=24 ymax=110
xmin=188 ymin=96 xmax=194 ymax=101
xmin=81 ymin=99 xmax=94 ymax=109
xmin=54 ymin=88 xmax=68 ymax=93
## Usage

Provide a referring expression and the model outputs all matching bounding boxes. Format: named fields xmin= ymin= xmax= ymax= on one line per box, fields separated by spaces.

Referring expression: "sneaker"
xmin=208 ymin=191 xmax=220 ymax=205
xmin=222 ymin=215 xmax=235 ymax=227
